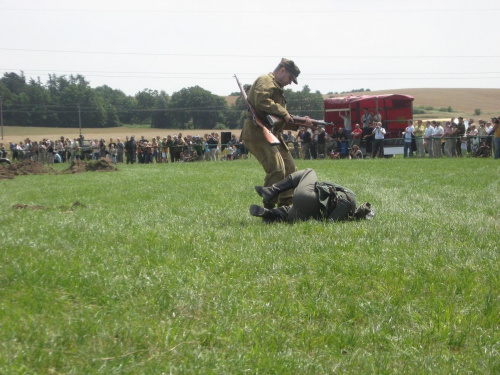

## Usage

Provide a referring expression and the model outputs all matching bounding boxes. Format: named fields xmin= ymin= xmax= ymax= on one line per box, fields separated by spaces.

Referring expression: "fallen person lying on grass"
xmin=250 ymin=168 xmax=374 ymax=223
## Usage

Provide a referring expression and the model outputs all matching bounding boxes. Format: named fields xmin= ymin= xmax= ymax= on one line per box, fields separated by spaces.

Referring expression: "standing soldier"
xmin=241 ymin=58 xmax=312 ymax=209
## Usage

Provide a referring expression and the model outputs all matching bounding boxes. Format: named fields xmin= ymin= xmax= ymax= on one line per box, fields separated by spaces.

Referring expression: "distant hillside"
xmin=224 ymin=88 xmax=500 ymax=117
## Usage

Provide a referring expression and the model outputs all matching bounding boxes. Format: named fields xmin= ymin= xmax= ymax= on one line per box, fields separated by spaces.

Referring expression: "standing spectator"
xmin=296 ymin=128 xmax=305 ymax=158
xmin=109 ymin=144 xmax=117 ymax=164
xmin=64 ymin=138 xmax=71 ymax=162
xmin=150 ymin=138 xmax=158 ymax=163
xmin=291 ymin=132 xmax=300 ymax=159
xmin=317 ymin=128 xmax=326 ymax=159
xmin=207 ymin=134 xmax=218 ymax=161
xmin=371 ymin=122 xmax=386 ymax=158
xmin=478 ymin=120 xmax=488 ymax=145
xmin=363 ymin=122 xmax=375 ymax=156
xmin=227 ymin=145 xmax=234 ymax=161
xmin=46 ymin=141 xmax=54 ymax=164
xmin=432 ymin=121 xmax=444 ymax=158
xmin=330 ymin=127 xmax=341 ymax=153
xmin=212 ymin=133 xmax=220 ymax=161
xmin=144 ymin=141 xmax=153 ymax=164
xmin=91 ymin=139 xmax=99 ymax=160
xmin=310 ymin=130 xmax=318 ymax=160
xmin=350 ymin=123 xmax=362 ymax=148
xmin=302 ymin=129 xmax=312 ymax=160
xmin=443 ymin=122 xmax=454 ymax=157
xmin=467 ymin=124 xmax=479 ymax=155
xmin=165 ymin=135 xmax=175 ymax=163
xmin=99 ymin=139 xmax=107 ymax=158
xmin=137 ymin=136 xmax=148 ymax=163
xmin=424 ymin=121 xmax=434 ymax=158
xmin=56 ymin=138 xmax=65 ymax=162
xmin=116 ymin=138 xmax=124 ymax=163
xmin=414 ymin=120 xmax=425 ymax=157
xmin=108 ymin=138 xmax=117 ymax=160
xmin=486 ymin=121 xmax=494 ymax=151
xmin=125 ymin=136 xmax=137 ymax=164
xmin=227 ymin=134 xmax=239 ymax=149
xmin=160 ymin=137 xmax=168 ymax=163
xmin=155 ymin=136 xmax=162 ymax=162
xmin=373 ymin=110 xmax=382 ymax=124
xmin=70 ymin=138 xmax=79 ymax=162
xmin=492 ymin=117 xmax=500 ymax=159
xmin=339 ymin=110 xmax=352 ymax=131
xmin=338 ymin=127 xmax=349 ymax=157
xmin=403 ymin=120 xmax=414 ymax=158
xmin=227 ymin=134 xmax=240 ymax=159
xmin=361 ymin=108 xmax=373 ymax=129
xmin=455 ymin=117 xmax=466 ymax=157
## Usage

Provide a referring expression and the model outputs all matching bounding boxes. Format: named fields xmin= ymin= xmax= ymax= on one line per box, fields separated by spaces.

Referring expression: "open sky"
xmin=1 ymin=0 xmax=499 ymax=97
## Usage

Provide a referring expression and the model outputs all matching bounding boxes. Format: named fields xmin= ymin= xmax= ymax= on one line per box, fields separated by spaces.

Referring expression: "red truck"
xmin=324 ymin=94 xmax=414 ymax=139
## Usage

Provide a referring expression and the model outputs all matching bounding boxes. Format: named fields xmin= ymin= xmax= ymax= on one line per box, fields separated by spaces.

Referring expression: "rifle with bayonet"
xmin=266 ymin=114 xmax=333 ymax=131
xmin=234 ymin=75 xmax=280 ymax=145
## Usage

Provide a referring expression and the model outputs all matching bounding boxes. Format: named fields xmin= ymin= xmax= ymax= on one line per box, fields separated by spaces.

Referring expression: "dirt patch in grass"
xmin=0 ymin=165 xmax=15 ymax=179
xmin=0 ymin=160 xmax=57 ymax=180
xmin=0 ymin=158 xmax=117 ymax=180
xmin=62 ymin=158 xmax=118 ymax=174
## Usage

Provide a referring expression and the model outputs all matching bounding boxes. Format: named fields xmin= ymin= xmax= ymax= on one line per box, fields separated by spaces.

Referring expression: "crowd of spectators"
xmin=413 ymin=117 xmax=499 ymax=159
xmin=1 ymin=116 xmax=499 ymax=164
xmin=1 ymin=132 xmax=250 ymax=164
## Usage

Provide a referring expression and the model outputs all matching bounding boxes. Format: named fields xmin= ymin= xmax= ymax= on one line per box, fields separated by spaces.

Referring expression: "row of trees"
xmin=0 ymin=72 xmax=325 ymax=129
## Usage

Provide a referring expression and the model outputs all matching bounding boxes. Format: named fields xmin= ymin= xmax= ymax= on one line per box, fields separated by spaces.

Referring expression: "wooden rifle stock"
xmin=234 ymin=75 xmax=280 ymax=146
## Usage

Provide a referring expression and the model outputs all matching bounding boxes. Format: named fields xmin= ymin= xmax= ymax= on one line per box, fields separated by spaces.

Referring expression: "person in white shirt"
xmin=403 ymin=120 xmax=414 ymax=158
xmin=371 ymin=122 xmax=386 ymax=158
xmin=432 ymin=121 xmax=444 ymax=158
xmin=339 ymin=110 xmax=352 ymax=131
xmin=424 ymin=121 xmax=435 ymax=158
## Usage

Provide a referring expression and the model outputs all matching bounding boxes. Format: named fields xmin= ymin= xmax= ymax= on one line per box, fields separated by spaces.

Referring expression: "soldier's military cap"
xmin=279 ymin=58 xmax=300 ymax=84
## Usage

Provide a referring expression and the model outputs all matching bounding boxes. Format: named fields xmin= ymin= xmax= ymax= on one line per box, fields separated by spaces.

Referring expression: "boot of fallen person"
xmin=249 ymin=204 xmax=289 ymax=223
xmin=254 ymin=175 xmax=295 ymax=202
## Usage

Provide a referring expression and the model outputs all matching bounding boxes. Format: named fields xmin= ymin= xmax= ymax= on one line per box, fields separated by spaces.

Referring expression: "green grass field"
xmin=1 ymin=158 xmax=499 ymax=374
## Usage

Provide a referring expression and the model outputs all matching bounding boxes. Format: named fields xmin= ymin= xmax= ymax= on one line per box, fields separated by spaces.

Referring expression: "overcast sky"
xmin=1 ymin=0 xmax=499 ymax=97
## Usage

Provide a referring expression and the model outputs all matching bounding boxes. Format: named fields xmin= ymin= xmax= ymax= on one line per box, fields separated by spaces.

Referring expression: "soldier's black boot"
xmin=249 ymin=205 xmax=289 ymax=223
xmin=254 ymin=175 xmax=295 ymax=202
xmin=249 ymin=204 xmax=269 ymax=218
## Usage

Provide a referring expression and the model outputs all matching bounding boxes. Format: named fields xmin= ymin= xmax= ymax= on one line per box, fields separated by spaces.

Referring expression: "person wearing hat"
xmin=241 ymin=58 xmax=312 ymax=209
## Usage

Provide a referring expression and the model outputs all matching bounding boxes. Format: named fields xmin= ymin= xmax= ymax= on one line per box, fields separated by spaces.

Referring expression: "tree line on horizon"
xmin=0 ymin=72 xmax=325 ymax=130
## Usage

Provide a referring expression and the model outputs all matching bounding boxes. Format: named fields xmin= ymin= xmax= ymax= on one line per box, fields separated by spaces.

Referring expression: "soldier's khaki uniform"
xmin=241 ymin=73 xmax=296 ymax=207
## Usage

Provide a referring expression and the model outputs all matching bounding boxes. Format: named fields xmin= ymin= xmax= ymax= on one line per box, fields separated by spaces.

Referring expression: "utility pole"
xmin=77 ymin=103 xmax=82 ymax=137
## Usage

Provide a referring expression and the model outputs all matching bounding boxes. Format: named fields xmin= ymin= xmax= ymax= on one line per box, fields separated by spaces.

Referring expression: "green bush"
xmin=438 ymin=106 xmax=453 ymax=113
xmin=474 ymin=108 xmax=482 ymax=116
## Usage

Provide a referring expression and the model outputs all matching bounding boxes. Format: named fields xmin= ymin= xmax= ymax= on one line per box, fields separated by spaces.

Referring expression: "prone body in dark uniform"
xmin=250 ymin=168 xmax=373 ymax=223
